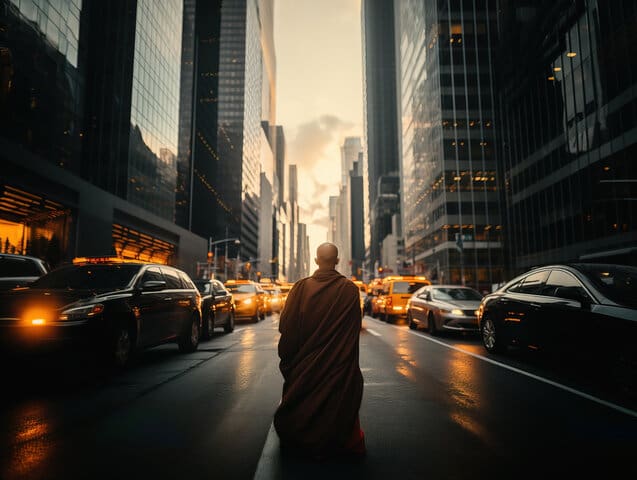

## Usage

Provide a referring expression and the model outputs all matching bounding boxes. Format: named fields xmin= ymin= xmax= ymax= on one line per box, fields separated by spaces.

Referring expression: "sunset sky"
xmin=274 ymin=0 xmax=363 ymax=259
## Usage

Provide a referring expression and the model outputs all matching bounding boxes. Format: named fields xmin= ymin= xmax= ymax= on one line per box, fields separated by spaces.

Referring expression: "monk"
xmin=274 ymin=242 xmax=365 ymax=460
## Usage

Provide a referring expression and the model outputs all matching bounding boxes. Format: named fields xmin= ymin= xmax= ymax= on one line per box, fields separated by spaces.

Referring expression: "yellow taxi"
xmin=224 ymin=280 xmax=266 ymax=323
xmin=378 ymin=275 xmax=431 ymax=323
xmin=260 ymin=282 xmax=283 ymax=314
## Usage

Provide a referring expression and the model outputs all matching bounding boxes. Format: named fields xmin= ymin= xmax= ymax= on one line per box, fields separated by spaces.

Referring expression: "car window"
xmin=516 ymin=271 xmax=548 ymax=294
xmin=178 ymin=271 xmax=196 ymax=290
xmin=392 ymin=281 xmax=429 ymax=294
xmin=194 ymin=281 xmax=211 ymax=294
xmin=227 ymin=283 xmax=256 ymax=294
xmin=161 ymin=267 xmax=183 ymax=289
xmin=541 ymin=270 xmax=589 ymax=300
xmin=432 ymin=288 xmax=483 ymax=301
xmin=0 ymin=256 xmax=43 ymax=277
xmin=32 ymin=264 xmax=141 ymax=290
xmin=140 ymin=266 xmax=163 ymax=284
xmin=575 ymin=264 xmax=637 ymax=307
xmin=212 ymin=281 xmax=227 ymax=294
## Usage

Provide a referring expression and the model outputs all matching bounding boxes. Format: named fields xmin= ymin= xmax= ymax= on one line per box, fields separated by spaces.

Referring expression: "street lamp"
xmin=208 ymin=237 xmax=241 ymax=280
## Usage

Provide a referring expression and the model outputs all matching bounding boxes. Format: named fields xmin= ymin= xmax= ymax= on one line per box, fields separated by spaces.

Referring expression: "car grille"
xmin=463 ymin=309 xmax=477 ymax=317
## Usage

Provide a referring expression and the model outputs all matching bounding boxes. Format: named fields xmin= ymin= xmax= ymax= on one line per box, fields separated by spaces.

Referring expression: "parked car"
xmin=0 ymin=257 xmax=202 ymax=368
xmin=225 ymin=279 xmax=266 ymax=322
xmin=477 ymin=263 xmax=637 ymax=388
xmin=0 ymin=253 xmax=49 ymax=291
xmin=193 ymin=278 xmax=235 ymax=338
xmin=407 ymin=285 xmax=483 ymax=335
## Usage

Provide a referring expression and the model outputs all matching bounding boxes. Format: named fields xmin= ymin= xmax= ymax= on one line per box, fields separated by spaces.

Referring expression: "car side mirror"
xmin=554 ymin=286 xmax=590 ymax=308
xmin=141 ymin=280 xmax=166 ymax=291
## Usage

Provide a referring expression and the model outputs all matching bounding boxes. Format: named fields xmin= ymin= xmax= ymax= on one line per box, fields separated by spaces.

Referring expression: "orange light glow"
xmin=31 ymin=319 xmax=46 ymax=326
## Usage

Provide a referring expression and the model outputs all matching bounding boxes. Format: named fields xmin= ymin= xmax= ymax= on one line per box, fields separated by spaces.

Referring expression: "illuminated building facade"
xmin=497 ymin=0 xmax=637 ymax=272
xmin=395 ymin=0 xmax=504 ymax=291
xmin=0 ymin=0 xmax=205 ymax=272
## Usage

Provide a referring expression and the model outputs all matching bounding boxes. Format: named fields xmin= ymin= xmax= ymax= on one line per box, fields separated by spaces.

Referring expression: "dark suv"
xmin=0 ymin=258 xmax=202 ymax=368
xmin=0 ymin=253 xmax=49 ymax=291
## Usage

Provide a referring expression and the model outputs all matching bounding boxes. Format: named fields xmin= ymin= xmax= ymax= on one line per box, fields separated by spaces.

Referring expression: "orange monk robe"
xmin=274 ymin=269 xmax=365 ymax=458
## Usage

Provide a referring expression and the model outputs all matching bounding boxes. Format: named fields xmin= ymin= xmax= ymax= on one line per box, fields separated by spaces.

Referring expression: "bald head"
xmin=315 ymin=242 xmax=339 ymax=270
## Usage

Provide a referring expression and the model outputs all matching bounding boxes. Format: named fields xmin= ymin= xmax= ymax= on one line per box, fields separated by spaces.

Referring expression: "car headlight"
xmin=59 ymin=303 xmax=104 ymax=321
xmin=451 ymin=309 xmax=464 ymax=316
xmin=243 ymin=298 xmax=253 ymax=305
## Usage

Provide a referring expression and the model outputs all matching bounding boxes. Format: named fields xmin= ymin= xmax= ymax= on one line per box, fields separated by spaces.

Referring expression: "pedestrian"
xmin=274 ymin=242 xmax=365 ymax=461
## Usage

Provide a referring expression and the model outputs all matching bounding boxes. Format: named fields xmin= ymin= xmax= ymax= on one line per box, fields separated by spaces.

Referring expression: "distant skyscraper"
xmin=395 ymin=0 xmax=503 ymax=290
xmin=496 ymin=1 xmax=637 ymax=271
xmin=362 ymin=0 xmax=401 ymax=275
xmin=350 ymin=157 xmax=365 ymax=279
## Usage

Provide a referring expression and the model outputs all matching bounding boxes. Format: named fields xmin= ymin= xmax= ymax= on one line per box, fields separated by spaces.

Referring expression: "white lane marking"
xmin=253 ymin=423 xmax=279 ymax=480
xmin=398 ymin=325 xmax=637 ymax=419
xmin=366 ymin=328 xmax=381 ymax=337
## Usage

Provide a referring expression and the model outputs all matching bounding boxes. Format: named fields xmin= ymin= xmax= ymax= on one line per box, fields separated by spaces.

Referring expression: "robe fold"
xmin=274 ymin=269 xmax=364 ymax=459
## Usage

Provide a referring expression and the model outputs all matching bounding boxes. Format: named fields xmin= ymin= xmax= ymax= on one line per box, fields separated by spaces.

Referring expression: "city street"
xmin=1 ymin=314 xmax=636 ymax=480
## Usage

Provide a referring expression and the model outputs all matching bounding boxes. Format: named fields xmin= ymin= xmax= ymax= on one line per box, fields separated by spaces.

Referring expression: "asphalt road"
xmin=1 ymin=314 xmax=636 ymax=480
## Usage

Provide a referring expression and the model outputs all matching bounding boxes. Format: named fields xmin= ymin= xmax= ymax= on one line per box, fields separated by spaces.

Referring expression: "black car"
xmin=0 ymin=259 xmax=202 ymax=368
xmin=477 ymin=263 xmax=637 ymax=383
xmin=193 ymin=278 xmax=235 ymax=338
xmin=0 ymin=253 xmax=49 ymax=291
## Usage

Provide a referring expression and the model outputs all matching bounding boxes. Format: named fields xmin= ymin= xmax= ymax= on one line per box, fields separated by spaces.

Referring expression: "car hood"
xmin=0 ymin=288 xmax=104 ymax=318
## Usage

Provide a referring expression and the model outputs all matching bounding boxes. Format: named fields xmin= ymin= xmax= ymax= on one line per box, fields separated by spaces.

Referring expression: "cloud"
xmin=289 ymin=115 xmax=354 ymax=170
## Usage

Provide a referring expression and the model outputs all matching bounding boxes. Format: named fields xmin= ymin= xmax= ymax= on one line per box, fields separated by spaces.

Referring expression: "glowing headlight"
xmin=451 ymin=309 xmax=464 ymax=316
xmin=59 ymin=303 xmax=104 ymax=321
xmin=243 ymin=298 xmax=253 ymax=305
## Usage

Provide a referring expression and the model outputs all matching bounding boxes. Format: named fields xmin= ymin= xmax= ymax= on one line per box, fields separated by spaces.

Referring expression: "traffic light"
xmin=207 ymin=251 xmax=213 ymax=264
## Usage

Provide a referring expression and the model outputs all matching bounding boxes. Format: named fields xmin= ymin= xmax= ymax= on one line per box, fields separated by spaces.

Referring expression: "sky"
xmin=273 ymin=0 xmax=363 ymax=260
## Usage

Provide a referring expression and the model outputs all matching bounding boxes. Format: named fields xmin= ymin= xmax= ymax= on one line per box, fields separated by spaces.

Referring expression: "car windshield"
xmin=574 ymin=264 xmax=637 ymax=308
xmin=226 ymin=284 xmax=256 ymax=293
xmin=0 ymin=257 xmax=42 ymax=277
xmin=432 ymin=287 xmax=483 ymax=301
xmin=392 ymin=281 xmax=429 ymax=294
xmin=31 ymin=264 xmax=141 ymax=291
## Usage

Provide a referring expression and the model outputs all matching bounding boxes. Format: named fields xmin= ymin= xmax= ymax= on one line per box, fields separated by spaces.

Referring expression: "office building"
xmin=361 ymin=0 xmax=401 ymax=275
xmin=0 ymin=0 xmax=205 ymax=273
xmin=394 ymin=0 xmax=503 ymax=290
xmin=496 ymin=0 xmax=637 ymax=272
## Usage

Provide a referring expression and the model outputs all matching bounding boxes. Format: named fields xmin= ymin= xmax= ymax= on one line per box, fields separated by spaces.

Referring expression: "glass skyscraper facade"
xmin=0 ymin=0 xmax=205 ymax=271
xmin=497 ymin=0 xmax=637 ymax=272
xmin=395 ymin=0 xmax=503 ymax=290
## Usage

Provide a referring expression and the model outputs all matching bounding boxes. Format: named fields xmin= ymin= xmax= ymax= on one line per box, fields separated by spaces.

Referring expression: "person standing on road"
xmin=274 ymin=242 xmax=365 ymax=460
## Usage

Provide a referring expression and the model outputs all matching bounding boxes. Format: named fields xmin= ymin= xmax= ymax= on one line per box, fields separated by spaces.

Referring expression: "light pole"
xmin=208 ymin=237 xmax=241 ymax=281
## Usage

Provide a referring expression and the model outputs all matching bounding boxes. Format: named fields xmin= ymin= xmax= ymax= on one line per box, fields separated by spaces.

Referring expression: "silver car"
xmin=407 ymin=285 xmax=484 ymax=335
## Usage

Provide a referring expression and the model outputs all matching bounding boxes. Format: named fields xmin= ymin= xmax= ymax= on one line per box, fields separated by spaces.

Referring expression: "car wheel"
xmin=481 ymin=317 xmax=503 ymax=353
xmin=252 ymin=309 xmax=260 ymax=323
xmin=224 ymin=311 xmax=235 ymax=333
xmin=202 ymin=312 xmax=214 ymax=340
xmin=112 ymin=325 xmax=133 ymax=369
xmin=260 ymin=308 xmax=265 ymax=320
xmin=408 ymin=312 xmax=416 ymax=330
xmin=384 ymin=313 xmax=392 ymax=323
xmin=178 ymin=315 xmax=200 ymax=353
xmin=428 ymin=313 xmax=438 ymax=336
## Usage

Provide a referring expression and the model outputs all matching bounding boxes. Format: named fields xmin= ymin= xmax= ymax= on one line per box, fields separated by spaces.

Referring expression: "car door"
xmin=133 ymin=266 xmax=166 ymax=346
xmin=498 ymin=270 xmax=550 ymax=348
xmin=410 ymin=287 xmax=430 ymax=324
xmin=538 ymin=269 xmax=596 ymax=355
xmin=212 ymin=280 xmax=231 ymax=325
xmin=161 ymin=267 xmax=189 ymax=339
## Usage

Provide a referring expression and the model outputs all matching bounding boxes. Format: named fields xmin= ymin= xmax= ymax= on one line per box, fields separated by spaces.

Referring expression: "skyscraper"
xmin=496 ymin=0 xmax=637 ymax=272
xmin=394 ymin=0 xmax=503 ymax=290
xmin=362 ymin=0 xmax=401 ymax=275
xmin=0 ymin=0 xmax=205 ymax=272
